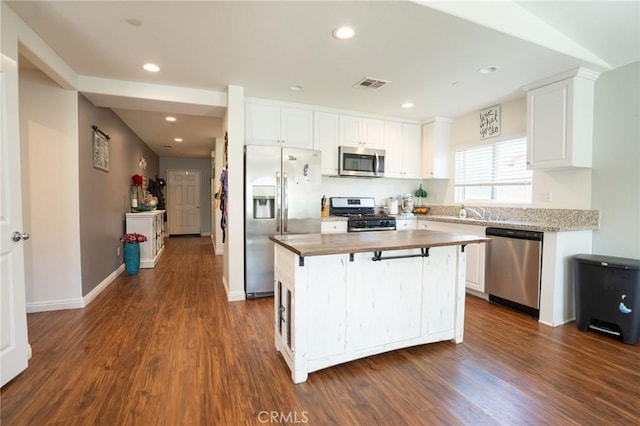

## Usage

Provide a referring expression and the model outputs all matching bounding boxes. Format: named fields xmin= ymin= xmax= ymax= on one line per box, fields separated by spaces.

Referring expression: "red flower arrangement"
xmin=120 ymin=233 xmax=148 ymax=243
xmin=131 ymin=174 xmax=144 ymax=186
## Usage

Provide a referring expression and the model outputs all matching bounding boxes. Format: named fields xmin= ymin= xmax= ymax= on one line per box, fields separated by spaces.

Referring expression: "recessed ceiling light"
xmin=401 ymin=102 xmax=414 ymax=109
xmin=332 ymin=26 xmax=355 ymax=40
xmin=143 ymin=63 xmax=160 ymax=72
xmin=289 ymin=85 xmax=303 ymax=91
xmin=478 ymin=66 xmax=498 ymax=74
xmin=165 ymin=116 xmax=176 ymax=122
xmin=174 ymin=138 xmax=183 ymax=142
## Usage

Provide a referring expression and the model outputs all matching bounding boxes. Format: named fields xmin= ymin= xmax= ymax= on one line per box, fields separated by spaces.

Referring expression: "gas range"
xmin=329 ymin=197 xmax=397 ymax=232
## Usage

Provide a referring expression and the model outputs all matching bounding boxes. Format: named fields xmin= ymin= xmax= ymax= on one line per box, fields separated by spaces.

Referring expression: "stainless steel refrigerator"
xmin=244 ymin=145 xmax=322 ymax=298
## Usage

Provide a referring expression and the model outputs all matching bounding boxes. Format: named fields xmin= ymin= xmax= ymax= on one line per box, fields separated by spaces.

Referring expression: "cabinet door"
xmin=246 ymin=103 xmax=281 ymax=146
xmin=464 ymin=243 xmax=485 ymax=292
xmin=281 ymin=108 xmax=313 ymax=149
xmin=527 ymin=80 xmax=569 ymax=167
xmin=401 ymin=123 xmax=422 ymax=178
xmin=339 ymin=115 xmax=363 ymax=147
xmin=422 ymin=119 xmax=450 ymax=179
xmin=346 ymin=251 xmax=423 ymax=350
xmin=363 ymin=118 xmax=385 ymax=148
xmin=383 ymin=121 xmax=403 ymax=178
xmin=525 ymin=71 xmax=595 ymax=169
xmin=320 ymin=221 xmax=347 ymax=234
xmin=420 ymin=221 xmax=485 ymax=292
xmin=314 ymin=112 xmax=339 ymax=174
xmin=151 ymin=217 xmax=158 ymax=256
xmin=396 ymin=219 xmax=417 ymax=231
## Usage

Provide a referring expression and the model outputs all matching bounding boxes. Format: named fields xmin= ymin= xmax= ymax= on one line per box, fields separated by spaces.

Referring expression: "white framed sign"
xmin=480 ymin=105 xmax=501 ymax=139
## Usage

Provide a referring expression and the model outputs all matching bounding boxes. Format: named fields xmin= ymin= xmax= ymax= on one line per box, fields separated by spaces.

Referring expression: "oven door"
xmin=339 ymin=146 xmax=385 ymax=177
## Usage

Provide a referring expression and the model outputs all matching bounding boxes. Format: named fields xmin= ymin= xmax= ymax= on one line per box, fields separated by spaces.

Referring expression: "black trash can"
xmin=573 ymin=254 xmax=640 ymax=344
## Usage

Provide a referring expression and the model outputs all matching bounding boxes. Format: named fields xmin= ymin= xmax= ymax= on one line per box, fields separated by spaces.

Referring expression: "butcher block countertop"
xmin=270 ymin=230 xmax=489 ymax=258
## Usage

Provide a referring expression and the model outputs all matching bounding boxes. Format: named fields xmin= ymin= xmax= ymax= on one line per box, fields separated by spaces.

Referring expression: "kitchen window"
xmin=455 ymin=137 xmax=532 ymax=204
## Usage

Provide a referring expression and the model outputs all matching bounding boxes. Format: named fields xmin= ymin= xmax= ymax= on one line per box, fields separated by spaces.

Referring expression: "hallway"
xmin=1 ymin=236 xmax=638 ymax=425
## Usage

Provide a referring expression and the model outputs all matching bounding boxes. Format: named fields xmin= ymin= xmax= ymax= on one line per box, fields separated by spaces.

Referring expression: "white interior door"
xmin=1 ymin=67 xmax=30 ymax=386
xmin=167 ymin=170 xmax=201 ymax=235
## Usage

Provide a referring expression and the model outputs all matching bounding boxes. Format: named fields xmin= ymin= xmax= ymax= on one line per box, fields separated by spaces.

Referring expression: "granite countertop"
xmin=417 ymin=215 xmax=597 ymax=232
xmin=270 ymin=229 xmax=489 ymax=258
xmin=321 ymin=206 xmax=600 ymax=232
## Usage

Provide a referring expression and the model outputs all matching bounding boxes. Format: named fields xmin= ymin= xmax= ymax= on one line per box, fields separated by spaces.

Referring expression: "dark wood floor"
xmin=2 ymin=236 xmax=638 ymax=425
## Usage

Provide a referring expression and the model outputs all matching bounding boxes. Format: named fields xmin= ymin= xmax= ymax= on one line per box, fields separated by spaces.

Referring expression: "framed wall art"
xmin=480 ymin=105 xmax=501 ymax=139
xmin=92 ymin=125 xmax=110 ymax=172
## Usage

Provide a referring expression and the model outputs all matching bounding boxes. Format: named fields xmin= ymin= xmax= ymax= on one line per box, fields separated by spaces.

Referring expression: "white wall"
xmin=224 ymin=85 xmax=246 ymax=301
xmin=592 ymin=61 xmax=640 ymax=259
xmin=19 ymin=66 xmax=83 ymax=311
xmin=212 ymin=138 xmax=224 ymax=254
xmin=425 ymin=96 xmax=592 ymax=209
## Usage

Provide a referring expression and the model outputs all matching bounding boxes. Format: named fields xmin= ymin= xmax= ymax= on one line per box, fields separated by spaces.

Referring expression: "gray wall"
xmin=78 ymin=94 xmax=159 ymax=295
xmin=592 ymin=61 xmax=640 ymax=259
xmin=159 ymin=157 xmax=212 ymax=236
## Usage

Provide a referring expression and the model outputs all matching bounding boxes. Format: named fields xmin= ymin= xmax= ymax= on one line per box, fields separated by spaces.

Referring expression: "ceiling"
xmin=7 ymin=1 xmax=639 ymax=159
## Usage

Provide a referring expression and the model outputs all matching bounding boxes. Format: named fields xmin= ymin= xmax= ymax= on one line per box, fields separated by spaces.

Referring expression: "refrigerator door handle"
xmin=276 ymin=171 xmax=281 ymax=233
xmin=283 ymin=172 xmax=288 ymax=233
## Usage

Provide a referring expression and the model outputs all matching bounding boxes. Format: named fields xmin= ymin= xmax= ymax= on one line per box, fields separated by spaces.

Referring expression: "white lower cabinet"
xmin=419 ymin=220 xmax=486 ymax=292
xmin=125 ymin=210 xmax=166 ymax=268
xmin=321 ymin=221 xmax=348 ymax=233
xmin=396 ymin=219 xmax=417 ymax=231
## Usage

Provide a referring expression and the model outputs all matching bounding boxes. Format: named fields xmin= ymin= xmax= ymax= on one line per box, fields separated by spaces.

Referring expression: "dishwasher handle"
xmin=486 ymin=227 xmax=543 ymax=241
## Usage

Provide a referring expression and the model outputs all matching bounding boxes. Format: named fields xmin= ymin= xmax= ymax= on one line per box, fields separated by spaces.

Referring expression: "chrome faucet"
xmin=466 ymin=207 xmax=485 ymax=220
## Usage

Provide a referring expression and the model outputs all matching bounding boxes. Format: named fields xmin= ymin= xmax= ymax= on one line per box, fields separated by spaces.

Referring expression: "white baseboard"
xmin=84 ymin=263 xmax=125 ymax=306
xmin=223 ymin=275 xmax=246 ymax=301
xmin=26 ymin=264 xmax=125 ymax=313
xmin=26 ymin=298 xmax=85 ymax=313
xmin=200 ymin=232 xmax=211 ymax=237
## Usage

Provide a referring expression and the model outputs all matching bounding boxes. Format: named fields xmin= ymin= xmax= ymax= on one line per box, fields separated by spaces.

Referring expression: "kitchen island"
xmin=269 ymin=230 xmax=489 ymax=383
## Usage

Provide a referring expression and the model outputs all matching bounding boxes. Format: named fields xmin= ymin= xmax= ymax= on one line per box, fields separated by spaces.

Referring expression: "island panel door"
xmin=346 ymin=250 xmax=423 ymax=351
xmin=422 ymin=246 xmax=457 ymax=335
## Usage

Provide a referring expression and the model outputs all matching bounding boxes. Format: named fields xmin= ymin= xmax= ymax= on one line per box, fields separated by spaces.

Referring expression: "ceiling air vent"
xmin=353 ymin=77 xmax=390 ymax=90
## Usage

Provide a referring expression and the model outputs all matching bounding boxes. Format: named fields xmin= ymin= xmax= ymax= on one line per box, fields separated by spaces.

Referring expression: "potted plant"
xmin=120 ymin=232 xmax=148 ymax=275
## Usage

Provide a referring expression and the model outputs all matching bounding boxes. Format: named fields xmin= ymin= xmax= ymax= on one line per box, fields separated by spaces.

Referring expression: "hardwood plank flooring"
xmin=1 ymin=236 xmax=638 ymax=425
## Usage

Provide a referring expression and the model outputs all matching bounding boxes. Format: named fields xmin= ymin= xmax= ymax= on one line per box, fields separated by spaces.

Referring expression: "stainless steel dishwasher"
xmin=485 ymin=227 xmax=543 ymax=317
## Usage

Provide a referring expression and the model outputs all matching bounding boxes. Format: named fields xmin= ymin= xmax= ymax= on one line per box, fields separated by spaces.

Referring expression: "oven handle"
xmin=348 ymin=226 xmax=397 ymax=232
xmin=374 ymin=152 xmax=380 ymax=176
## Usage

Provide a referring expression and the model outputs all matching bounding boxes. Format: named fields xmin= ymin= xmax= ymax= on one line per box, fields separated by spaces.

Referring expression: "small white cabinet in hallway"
xmin=125 ymin=210 xmax=166 ymax=268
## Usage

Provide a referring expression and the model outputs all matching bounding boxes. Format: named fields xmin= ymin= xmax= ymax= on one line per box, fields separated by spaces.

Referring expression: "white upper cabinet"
xmin=401 ymin=123 xmax=422 ymax=179
xmin=314 ymin=112 xmax=340 ymax=175
xmin=246 ymin=101 xmax=314 ymax=149
xmin=524 ymin=68 xmax=599 ymax=169
xmin=383 ymin=121 xmax=403 ymax=177
xmin=385 ymin=121 xmax=421 ymax=179
xmin=421 ymin=117 xmax=451 ymax=179
xmin=339 ymin=115 xmax=385 ymax=149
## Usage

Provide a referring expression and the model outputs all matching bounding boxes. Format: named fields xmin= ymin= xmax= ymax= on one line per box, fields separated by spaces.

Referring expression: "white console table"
xmin=125 ymin=210 xmax=166 ymax=268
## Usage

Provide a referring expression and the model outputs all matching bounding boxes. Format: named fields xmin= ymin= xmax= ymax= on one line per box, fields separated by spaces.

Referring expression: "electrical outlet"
xmin=540 ymin=192 xmax=553 ymax=202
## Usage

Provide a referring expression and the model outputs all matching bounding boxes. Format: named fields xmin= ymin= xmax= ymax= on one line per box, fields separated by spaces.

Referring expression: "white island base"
xmin=273 ymin=243 xmax=468 ymax=384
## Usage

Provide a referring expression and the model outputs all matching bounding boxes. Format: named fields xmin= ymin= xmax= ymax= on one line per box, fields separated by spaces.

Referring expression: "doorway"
xmin=167 ymin=169 xmax=201 ymax=235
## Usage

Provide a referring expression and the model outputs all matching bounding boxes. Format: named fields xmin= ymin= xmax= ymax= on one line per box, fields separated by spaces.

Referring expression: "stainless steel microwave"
xmin=338 ymin=146 xmax=385 ymax=178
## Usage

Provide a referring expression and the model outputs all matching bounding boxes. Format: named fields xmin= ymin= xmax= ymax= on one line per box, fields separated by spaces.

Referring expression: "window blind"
xmin=454 ymin=137 xmax=532 ymax=204
xmin=455 ymin=138 xmax=531 ymax=187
